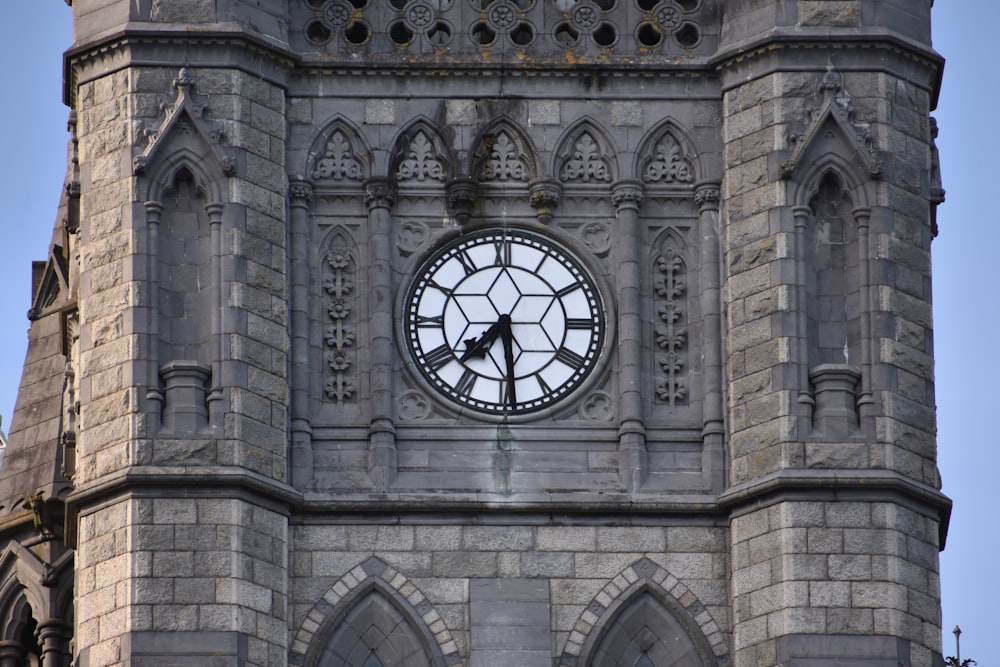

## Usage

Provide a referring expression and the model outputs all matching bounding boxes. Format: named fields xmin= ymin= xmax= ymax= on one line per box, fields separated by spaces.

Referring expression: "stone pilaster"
xmin=364 ymin=178 xmax=398 ymax=491
xmin=611 ymin=180 xmax=646 ymax=491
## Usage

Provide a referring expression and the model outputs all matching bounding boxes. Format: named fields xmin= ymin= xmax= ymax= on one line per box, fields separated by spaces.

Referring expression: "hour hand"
xmin=459 ymin=321 xmax=500 ymax=362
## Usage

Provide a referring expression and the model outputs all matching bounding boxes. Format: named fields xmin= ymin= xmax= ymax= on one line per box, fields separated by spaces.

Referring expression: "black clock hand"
xmin=459 ymin=321 xmax=500 ymax=362
xmin=499 ymin=314 xmax=516 ymax=408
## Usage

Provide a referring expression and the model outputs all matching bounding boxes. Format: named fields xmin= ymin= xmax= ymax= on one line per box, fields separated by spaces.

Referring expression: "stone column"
xmin=206 ymin=202 xmax=226 ymax=432
xmin=143 ymin=200 xmax=164 ymax=428
xmin=611 ymin=180 xmax=646 ymax=492
xmin=695 ymin=183 xmax=724 ymax=486
xmin=36 ymin=618 xmax=71 ymax=667
xmin=854 ymin=206 xmax=875 ymax=419
xmin=365 ymin=178 xmax=398 ymax=491
xmin=0 ymin=641 xmax=24 ymax=667
xmin=289 ymin=179 xmax=315 ymax=487
xmin=792 ymin=205 xmax=814 ymax=431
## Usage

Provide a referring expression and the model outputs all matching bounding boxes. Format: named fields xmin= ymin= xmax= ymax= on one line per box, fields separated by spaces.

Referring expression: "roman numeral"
xmin=423 ymin=344 xmax=454 ymax=370
xmin=415 ymin=314 xmax=444 ymax=328
xmin=455 ymin=369 xmax=477 ymax=397
xmin=565 ymin=318 xmax=592 ymax=329
xmin=555 ymin=283 xmax=581 ymax=298
xmin=535 ymin=374 xmax=553 ymax=395
xmin=455 ymin=250 xmax=476 ymax=275
xmin=493 ymin=239 xmax=512 ymax=266
xmin=555 ymin=346 xmax=586 ymax=370
xmin=429 ymin=280 xmax=453 ymax=297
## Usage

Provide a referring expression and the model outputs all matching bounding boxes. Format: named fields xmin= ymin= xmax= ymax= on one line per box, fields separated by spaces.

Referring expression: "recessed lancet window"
xmin=805 ymin=170 xmax=863 ymax=435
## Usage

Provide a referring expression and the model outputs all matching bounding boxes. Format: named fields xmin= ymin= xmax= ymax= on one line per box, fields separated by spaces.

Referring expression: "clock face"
xmin=405 ymin=228 xmax=605 ymax=416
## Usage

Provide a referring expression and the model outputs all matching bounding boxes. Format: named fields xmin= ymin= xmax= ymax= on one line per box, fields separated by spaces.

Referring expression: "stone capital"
xmin=694 ymin=182 xmax=721 ymax=212
xmin=364 ymin=178 xmax=397 ymax=211
xmin=289 ymin=177 xmax=314 ymax=208
xmin=611 ymin=180 xmax=644 ymax=211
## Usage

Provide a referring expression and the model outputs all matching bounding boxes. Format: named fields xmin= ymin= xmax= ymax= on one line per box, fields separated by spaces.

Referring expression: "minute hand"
xmin=499 ymin=314 xmax=517 ymax=408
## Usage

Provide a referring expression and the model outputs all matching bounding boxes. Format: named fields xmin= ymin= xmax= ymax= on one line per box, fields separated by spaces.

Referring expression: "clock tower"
xmin=0 ymin=1 xmax=950 ymax=666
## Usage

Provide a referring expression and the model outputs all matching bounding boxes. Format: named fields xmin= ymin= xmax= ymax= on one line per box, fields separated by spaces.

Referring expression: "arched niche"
xmin=588 ymin=588 xmax=714 ymax=667
xmin=635 ymin=119 xmax=701 ymax=188
xmin=561 ymin=558 xmax=727 ymax=667
xmin=390 ymin=118 xmax=454 ymax=186
xmin=306 ymin=116 xmax=372 ymax=186
xmin=305 ymin=580 xmax=446 ymax=667
xmin=471 ymin=117 xmax=537 ymax=185
xmin=554 ymin=119 xmax=619 ymax=186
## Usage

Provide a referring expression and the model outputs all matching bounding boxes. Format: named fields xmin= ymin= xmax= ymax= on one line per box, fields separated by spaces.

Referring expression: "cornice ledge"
xmin=298 ymin=491 xmax=724 ymax=516
xmin=711 ymin=31 xmax=944 ymax=103
xmin=65 ymin=465 xmax=303 ymax=512
xmin=63 ymin=27 xmax=298 ymax=105
xmin=712 ymin=29 xmax=942 ymax=70
xmin=718 ymin=468 xmax=952 ymax=545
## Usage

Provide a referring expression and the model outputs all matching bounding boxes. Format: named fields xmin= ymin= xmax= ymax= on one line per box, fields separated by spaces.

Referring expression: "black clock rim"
xmin=402 ymin=226 xmax=608 ymax=418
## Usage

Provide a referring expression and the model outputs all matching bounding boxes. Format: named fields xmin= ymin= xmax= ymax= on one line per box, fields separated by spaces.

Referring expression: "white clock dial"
xmin=405 ymin=228 xmax=605 ymax=415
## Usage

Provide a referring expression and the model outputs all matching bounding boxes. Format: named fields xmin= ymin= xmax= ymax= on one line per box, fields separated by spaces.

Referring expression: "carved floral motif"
xmin=396 ymin=131 xmax=446 ymax=182
xmin=653 ymin=240 xmax=687 ymax=406
xmin=323 ymin=236 xmax=358 ymax=404
xmin=311 ymin=130 xmax=364 ymax=181
xmin=479 ymin=131 xmax=530 ymax=182
xmin=560 ymin=133 xmax=612 ymax=183
xmin=643 ymin=133 xmax=693 ymax=184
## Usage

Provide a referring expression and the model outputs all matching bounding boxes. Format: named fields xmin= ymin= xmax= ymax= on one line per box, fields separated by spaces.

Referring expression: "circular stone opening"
xmin=345 ymin=20 xmax=371 ymax=43
xmin=592 ymin=22 xmax=616 ymax=46
xmin=305 ymin=19 xmax=333 ymax=43
xmin=637 ymin=22 xmax=662 ymax=47
xmin=674 ymin=21 xmax=699 ymax=47
xmin=428 ymin=21 xmax=453 ymax=44
xmin=389 ymin=21 xmax=414 ymax=44
xmin=511 ymin=22 xmax=534 ymax=45
xmin=554 ymin=22 xmax=580 ymax=46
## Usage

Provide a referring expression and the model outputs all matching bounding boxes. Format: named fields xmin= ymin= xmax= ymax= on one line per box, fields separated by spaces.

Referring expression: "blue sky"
xmin=0 ymin=3 xmax=993 ymax=663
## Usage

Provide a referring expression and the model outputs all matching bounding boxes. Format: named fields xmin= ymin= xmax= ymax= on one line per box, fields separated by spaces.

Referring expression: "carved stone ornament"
xmin=396 ymin=220 xmax=431 ymax=256
xmin=653 ymin=239 xmax=688 ymax=407
xmin=289 ymin=180 xmax=314 ymax=205
xmin=560 ymin=133 xmax=612 ymax=184
xmin=395 ymin=130 xmax=447 ymax=182
xmin=642 ymin=133 xmax=693 ymax=184
xmin=694 ymin=185 xmax=720 ymax=211
xmin=478 ymin=130 xmax=531 ymax=182
xmin=579 ymin=221 xmax=611 ymax=256
xmin=580 ymin=391 xmax=614 ymax=421
xmin=529 ymin=179 xmax=562 ymax=224
xmin=364 ymin=179 xmax=397 ymax=210
xmin=611 ymin=182 xmax=644 ymax=210
xmin=781 ymin=67 xmax=883 ymax=180
xmin=132 ymin=68 xmax=235 ymax=176
xmin=399 ymin=390 xmax=433 ymax=420
xmin=311 ymin=130 xmax=364 ymax=181
xmin=447 ymin=177 xmax=478 ymax=225
xmin=323 ymin=235 xmax=358 ymax=404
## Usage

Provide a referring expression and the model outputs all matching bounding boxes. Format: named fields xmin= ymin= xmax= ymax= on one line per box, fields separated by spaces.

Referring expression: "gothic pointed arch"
xmin=472 ymin=118 xmax=537 ymax=185
xmin=554 ymin=119 xmax=618 ymax=186
xmin=783 ymin=69 xmax=881 ymax=208
xmin=320 ymin=226 xmax=360 ymax=406
xmin=134 ymin=68 xmax=233 ymax=201
xmin=291 ymin=557 xmax=461 ymax=667
xmin=636 ymin=119 xmax=699 ymax=189
xmin=559 ymin=558 xmax=727 ymax=667
xmin=390 ymin=118 xmax=454 ymax=186
xmin=307 ymin=115 xmax=372 ymax=187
